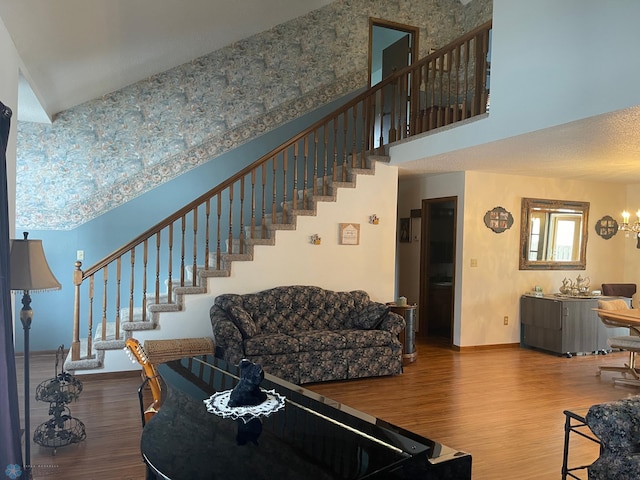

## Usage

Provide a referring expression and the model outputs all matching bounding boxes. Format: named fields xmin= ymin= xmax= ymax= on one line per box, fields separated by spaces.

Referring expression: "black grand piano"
xmin=141 ymin=356 xmax=471 ymax=479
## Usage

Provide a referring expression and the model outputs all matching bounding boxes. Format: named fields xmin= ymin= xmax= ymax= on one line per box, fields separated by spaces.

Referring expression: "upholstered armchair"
xmin=585 ymin=396 xmax=640 ymax=479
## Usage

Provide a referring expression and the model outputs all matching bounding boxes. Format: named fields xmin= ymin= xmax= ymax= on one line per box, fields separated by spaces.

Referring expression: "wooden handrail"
xmin=71 ymin=21 xmax=491 ymax=361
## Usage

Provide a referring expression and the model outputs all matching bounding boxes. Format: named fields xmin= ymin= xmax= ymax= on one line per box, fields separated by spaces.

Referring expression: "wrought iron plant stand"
xmin=33 ymin=345 xmax=86 ymax=454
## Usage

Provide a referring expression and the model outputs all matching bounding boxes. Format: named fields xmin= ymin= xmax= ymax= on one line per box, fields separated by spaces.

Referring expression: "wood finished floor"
xmin=14 ymin=338 xmax=640 ymax=479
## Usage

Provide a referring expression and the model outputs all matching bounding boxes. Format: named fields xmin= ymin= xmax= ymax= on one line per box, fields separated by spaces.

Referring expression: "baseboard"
xmin=15 ymin=349 xmax=66 ymax=357
xmin=454 ymin=342 xmax=521 ymax=353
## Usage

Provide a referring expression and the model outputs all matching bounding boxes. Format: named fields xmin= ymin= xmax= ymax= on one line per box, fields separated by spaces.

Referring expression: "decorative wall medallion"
xmin=595 ymin=215 xmax=618 ymax=239
xmin=484 ymin=206 xmax=513 ymax=234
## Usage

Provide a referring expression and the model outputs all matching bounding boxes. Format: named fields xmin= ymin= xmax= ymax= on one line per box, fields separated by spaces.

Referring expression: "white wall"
xmin=132 ymin=162 xmax=399 ymax=345
xmin=398 ymin=171 xmax=632 ymax=347
xmin=460 ymin=172 xmax=628 ymax=346
xmin=390 ymin=0 xmax=640 ymax=162
xmin=397 ymin=172 xmax=465 ymax=344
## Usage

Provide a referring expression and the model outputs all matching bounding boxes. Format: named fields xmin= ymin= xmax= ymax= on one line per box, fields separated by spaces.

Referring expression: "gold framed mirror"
xmin=519 ymin=198 xmax=590 ymax=270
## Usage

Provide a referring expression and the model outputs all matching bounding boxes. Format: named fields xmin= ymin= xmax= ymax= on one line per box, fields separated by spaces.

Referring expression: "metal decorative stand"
xmin=33 ymin=345 xmax=86 ymax=454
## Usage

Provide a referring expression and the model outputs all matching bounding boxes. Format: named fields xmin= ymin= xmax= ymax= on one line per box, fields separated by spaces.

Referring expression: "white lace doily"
xmin=204 ymin=389 xmax=286 ymax=423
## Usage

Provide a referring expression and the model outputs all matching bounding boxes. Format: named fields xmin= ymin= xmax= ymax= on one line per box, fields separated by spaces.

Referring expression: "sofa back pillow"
xmin=353 ymin=302 xmax=389 ymax=330
xmin=228 ymin=305 xmax=258 ymax=339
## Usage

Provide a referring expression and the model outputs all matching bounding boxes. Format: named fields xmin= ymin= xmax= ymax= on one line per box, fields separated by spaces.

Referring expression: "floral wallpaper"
xmin=15 ymin=0 xmax=491 ymax=230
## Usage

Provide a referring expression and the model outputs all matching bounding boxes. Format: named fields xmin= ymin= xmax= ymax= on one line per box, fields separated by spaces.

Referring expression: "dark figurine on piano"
xmin=228 ymin=359 xmax=268 ymax=407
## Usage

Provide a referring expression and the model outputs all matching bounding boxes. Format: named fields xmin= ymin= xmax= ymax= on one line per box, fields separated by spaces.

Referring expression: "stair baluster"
xmin=69 ymin=22 xmax=492 ymax=366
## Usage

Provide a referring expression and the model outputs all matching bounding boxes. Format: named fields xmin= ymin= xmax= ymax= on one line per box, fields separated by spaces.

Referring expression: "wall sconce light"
xmin=310 ymin=234 xmax=321 ymax=245
xmin=620 ymin=210 xmax=640 ymax=248
xmin=369 ymin=214 xmax=380 ymax=225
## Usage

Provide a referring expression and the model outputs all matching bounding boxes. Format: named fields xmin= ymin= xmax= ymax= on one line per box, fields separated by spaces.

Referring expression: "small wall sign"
xmin=484 ymin=206 xmax=513 ymax=234
xmin=339 ymin=223 xmax=360 ymax=245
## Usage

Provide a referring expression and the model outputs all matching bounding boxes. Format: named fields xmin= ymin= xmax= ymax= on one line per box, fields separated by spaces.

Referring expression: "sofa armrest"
xmin=380 ymin=311 xmax=405 ymax=336
xmin=209 ymin=305 xmax=245 ymax=364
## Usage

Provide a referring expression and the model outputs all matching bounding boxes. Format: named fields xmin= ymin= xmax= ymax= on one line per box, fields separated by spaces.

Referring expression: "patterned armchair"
xmin=585 ymin=396 xmax=640 ymax=479
xmin=210 ymin=285 xmax=404 ymax=384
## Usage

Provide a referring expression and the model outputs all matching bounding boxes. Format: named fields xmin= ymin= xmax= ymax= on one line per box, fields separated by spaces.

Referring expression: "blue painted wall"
xmin=15 ymin=91 xmax=360 ymax=352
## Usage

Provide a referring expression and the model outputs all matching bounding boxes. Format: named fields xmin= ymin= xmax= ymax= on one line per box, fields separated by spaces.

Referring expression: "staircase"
xmin=65 ymin=157 xmax=393 ymax=373
xmin=64 ymin=21 xmax=491 ymax=374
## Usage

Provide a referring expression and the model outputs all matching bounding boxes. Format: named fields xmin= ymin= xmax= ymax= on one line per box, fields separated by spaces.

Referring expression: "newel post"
xmin=71 ymin=260 xmax=83 ymax=361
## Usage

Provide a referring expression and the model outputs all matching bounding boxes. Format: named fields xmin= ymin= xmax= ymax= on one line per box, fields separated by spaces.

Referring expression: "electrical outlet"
xmin=503 ymin=316 xmax=509 ymax=325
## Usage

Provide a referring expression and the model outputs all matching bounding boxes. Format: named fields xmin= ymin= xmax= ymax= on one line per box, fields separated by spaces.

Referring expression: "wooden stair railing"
xmin=70 ymin=21 xmax=491 ymax=362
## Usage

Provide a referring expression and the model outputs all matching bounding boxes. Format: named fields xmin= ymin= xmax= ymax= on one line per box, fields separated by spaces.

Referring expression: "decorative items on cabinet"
xmin=594 ymin=215 xmax=618 ymax=239
xmin=483 ymin=206 xmax=513 ymax=233
xmin=558 ymin=274 xmax=594 ymax=297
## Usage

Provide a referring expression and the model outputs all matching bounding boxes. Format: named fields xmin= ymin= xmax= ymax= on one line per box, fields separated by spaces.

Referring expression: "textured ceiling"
xmin=396 ymin=106 xmax=640 ymax=184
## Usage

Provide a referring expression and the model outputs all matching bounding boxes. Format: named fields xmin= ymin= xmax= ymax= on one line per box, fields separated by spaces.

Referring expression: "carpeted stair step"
xmin=64 ymin=338 xmax=105 ymax=371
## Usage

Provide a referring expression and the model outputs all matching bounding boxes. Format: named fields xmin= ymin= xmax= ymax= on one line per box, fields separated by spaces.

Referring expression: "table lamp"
xmin=10 ymin=232 xmax=61 ymax=478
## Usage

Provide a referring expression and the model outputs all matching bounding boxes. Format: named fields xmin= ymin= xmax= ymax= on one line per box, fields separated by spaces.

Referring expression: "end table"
xmin=387 ymin=303 xmax=417 ymax=365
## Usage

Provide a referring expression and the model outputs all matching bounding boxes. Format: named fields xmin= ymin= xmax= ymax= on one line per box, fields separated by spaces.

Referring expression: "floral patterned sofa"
xmin=209 ymin=285 xmax=405 ymax=384
xmin=585 ymin=396 xmax=640 ymax=479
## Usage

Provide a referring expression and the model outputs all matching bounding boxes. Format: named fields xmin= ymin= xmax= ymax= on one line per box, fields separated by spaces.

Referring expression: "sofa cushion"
xmin=298 ymin=351 xmax=348 ymax=384
xmin=244 ymin=333 xmax=299 ymax=356
xmin=352 ymin=302 xmax=389 ymax=330
xmin=228 ymin=305 xmax=258 ymax=338
xmin=291 ymin=330 xmax=347 ymax=351
xmin=339 ymin=329 xmax=394 ymax=349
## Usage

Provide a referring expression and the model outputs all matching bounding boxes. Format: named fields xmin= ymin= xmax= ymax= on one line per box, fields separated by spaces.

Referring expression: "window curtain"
xmin=0 ymin=101 xmax=24 ymax=476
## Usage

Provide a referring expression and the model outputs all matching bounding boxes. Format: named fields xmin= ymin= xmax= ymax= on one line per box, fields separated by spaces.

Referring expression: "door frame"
xmin=418 ymin=196 xmax=457 ymax=342
xmin=368 ymin=18 xmax=420 ymax=86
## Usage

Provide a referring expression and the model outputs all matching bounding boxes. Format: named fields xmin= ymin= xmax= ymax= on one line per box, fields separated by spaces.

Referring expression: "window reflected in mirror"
xmin=519 ymin=198 xmax=589 ymax=270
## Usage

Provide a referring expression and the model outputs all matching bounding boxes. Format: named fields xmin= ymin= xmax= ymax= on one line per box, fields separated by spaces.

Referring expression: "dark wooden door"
xmin=419 ymin=197 xmax=457 ymax=342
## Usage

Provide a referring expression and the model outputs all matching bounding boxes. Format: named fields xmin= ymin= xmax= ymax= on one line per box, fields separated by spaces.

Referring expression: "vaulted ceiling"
xmin=0 ymin=0 xmax=333 ymax=122
xmin=2 ymin=0 xmax=640 ymax=185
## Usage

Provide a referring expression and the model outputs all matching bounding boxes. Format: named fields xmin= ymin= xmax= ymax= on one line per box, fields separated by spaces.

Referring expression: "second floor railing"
xmin=70 ymin=20 xmax=491 ymax=361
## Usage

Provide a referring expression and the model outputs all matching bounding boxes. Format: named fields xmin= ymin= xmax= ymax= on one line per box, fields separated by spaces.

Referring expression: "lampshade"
xmin=9 ymin=234 xmax=61 ymax=292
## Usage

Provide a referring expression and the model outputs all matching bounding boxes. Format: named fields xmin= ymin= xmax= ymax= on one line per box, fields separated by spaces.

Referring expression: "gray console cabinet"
xmin=520 ymin=295 xmax=629 ymax=356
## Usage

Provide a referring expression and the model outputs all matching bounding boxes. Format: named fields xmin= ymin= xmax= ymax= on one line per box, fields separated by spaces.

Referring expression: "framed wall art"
xmin=339 ymin=223 xmax=360 ymax=245
xmin=399 ymin=218 xmax=411 ymax=243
